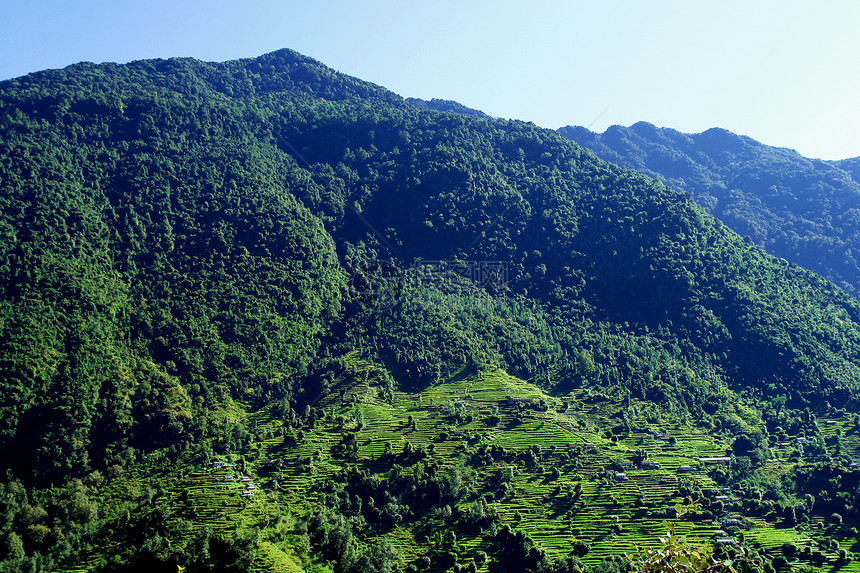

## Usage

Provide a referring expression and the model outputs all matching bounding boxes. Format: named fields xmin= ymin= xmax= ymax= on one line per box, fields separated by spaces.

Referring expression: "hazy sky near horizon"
xmin=3 ymin=1 xmax=859 ymax=160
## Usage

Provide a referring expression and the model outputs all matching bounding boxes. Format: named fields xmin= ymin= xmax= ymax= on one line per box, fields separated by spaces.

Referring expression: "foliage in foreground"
xmin=628 ymin=520 xmax=756 ymax=573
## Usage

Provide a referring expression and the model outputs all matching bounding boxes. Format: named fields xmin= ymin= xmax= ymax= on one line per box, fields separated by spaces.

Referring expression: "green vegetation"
xmin=2 ymin=49 xmax=860 ymax=571
xmin=559 ymin=121 xmax=860 ymax=298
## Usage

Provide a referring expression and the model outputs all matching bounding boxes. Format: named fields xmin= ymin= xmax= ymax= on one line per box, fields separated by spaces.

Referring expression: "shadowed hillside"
xmin=560 ymin=122 xmax=860 ymax=297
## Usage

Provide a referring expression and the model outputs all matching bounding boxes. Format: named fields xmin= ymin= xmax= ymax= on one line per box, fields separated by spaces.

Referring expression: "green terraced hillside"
xmin=66 ymin=355 xmax=860 ymax=572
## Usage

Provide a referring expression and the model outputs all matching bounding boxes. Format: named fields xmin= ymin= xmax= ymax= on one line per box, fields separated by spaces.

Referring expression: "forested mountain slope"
xmin=559 ymin=122 xmax=860 ymax=297
xmin=2 ymin=49 xmax=860 ymax=571
xmin=406 ymin=97 xmax=493 ymax=119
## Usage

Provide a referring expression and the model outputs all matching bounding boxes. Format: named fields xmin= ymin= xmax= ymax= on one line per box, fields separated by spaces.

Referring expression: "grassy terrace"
xmin=80 ymin=357 xmax=860 ymax=572
xmin=252 ymin=360 xmax=860 ymax=570
xmin=264 ymin=363 xmax=707 ymax=566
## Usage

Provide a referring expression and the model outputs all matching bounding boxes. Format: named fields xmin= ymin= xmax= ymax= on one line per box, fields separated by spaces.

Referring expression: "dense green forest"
xmin=3 ymin=49 xmax=860 ymax=571
xmin=559 ymin=122 xmax=860 ymax=298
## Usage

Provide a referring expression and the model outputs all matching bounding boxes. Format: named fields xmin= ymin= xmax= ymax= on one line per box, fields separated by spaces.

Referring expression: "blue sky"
xmin=3 ymin=1 xmax=859 ymax=159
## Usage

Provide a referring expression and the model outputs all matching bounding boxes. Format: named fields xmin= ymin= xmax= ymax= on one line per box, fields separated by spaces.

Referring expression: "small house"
xmin=614 ymin=472 xmax=628 ymax=481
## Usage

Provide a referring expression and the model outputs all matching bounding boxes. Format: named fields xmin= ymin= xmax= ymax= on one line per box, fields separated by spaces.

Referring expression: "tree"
xmin=3 ymin=532 xmax=25 ymax=562
xmin=350 ymin=541 xmax=402 ymax=573
xmin=627 ymin=523 xmax=757 ymax=572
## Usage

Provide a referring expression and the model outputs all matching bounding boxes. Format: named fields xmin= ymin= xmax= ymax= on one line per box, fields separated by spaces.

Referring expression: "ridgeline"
xmin=559 ymin=121 xmax=860 ymax=298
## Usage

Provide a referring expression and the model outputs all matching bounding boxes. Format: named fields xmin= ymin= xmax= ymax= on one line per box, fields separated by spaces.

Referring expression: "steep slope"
xmin=2 ymin=49 xmax=860 ymax=571
xmin=558 ymin=122 xmax=860 ymax=297
xmin=0 ymin=87 xmax=345 ymax=484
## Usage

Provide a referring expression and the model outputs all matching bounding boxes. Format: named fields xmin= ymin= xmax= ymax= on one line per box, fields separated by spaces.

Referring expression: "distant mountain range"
xmin=559 ymin=122 xmax=860 ymax=297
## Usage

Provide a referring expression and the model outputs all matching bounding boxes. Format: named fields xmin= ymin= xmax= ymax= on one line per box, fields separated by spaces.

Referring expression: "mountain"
xmin=2 ymin=50 xmax=860 ymax=572
xmin=406 ymin=97 xmax=493 ymax=119
xmin=835 ymin=156 xmax=860 ymax=184
xmin=558 ymin=122 xmax=860 ymax=297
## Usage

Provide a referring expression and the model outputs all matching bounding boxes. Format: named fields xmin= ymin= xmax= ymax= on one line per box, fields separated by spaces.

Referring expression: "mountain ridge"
xmin=559 ymin=122 xmax=860 ymax=297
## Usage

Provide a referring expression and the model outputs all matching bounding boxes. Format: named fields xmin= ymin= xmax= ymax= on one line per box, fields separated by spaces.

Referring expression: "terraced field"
xmin=86 ymin=356 xmax=860 ymax=572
